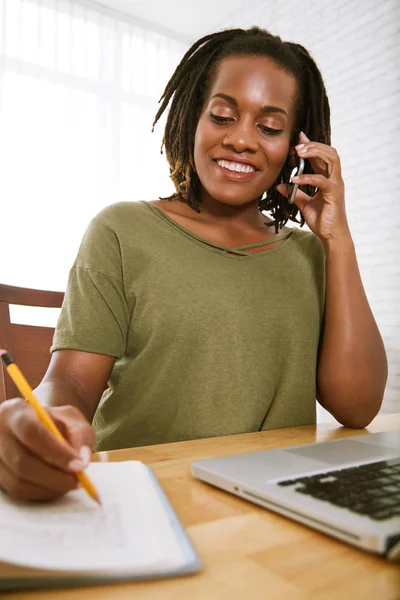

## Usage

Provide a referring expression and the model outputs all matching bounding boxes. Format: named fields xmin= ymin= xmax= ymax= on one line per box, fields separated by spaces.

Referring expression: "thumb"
xmin=276 ymin=183 xmax=308 ymax=212
xmin=48 ymin=405 xmax=96 ymax=460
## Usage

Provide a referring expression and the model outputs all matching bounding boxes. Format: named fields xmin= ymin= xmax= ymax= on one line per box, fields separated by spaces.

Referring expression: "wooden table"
xmin=3 ymin=413 xmax=400 ymax=600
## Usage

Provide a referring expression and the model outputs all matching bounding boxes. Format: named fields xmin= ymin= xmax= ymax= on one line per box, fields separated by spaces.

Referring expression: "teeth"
xmin=217 ymin=159 xmax=255 ymax=173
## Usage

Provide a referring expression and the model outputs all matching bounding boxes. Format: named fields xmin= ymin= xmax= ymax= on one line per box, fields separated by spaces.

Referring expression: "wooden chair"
xmin=0 ymin=284 xmax=64 ymax=403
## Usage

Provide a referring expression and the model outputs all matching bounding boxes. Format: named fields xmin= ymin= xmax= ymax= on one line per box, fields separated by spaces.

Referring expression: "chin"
xmin=198 ymin=172 xmax=267 ymax=207
xmin=202 ymin=188 xmax=261 ymax=207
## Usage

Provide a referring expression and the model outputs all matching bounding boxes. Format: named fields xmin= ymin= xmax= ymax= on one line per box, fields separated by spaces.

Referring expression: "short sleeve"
xmin=51 ymin=209 xmax=130 ymax=358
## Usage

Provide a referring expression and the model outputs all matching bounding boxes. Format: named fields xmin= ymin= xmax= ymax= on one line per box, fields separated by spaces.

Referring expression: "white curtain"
xmin=0 ymin=0 xmax=188 ymax=298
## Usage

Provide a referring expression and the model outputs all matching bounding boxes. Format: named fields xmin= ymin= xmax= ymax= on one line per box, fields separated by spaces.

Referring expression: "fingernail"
xmin=68 ymin=458 xmax=86 ymax=472
xmin=291 ymin=176 xmax=300 ymax=182
xmin=300 ymin=131 xmax=310 ymax=140
xmin=79 ymin=445 xmax=92 ymax=465
xmin=295 ymin=143 xmax=305 ymax=149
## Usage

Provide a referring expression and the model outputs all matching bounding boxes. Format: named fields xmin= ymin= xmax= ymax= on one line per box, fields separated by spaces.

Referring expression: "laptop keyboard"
xmin=278 ymin=457 xmax=400 ymax=521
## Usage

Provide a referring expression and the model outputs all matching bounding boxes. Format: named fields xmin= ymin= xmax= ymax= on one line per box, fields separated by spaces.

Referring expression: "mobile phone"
xmin=288 ymin=157 xmax=305 ymax=204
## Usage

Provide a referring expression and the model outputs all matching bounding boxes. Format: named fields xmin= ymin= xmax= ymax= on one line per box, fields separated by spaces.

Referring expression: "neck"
xmin=196 ymin=192 xmax=267 ymax=229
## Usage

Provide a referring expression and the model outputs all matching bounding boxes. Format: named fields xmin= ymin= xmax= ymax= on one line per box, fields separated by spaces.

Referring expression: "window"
xmin=0 ymin=0 xmax=187 ymax=294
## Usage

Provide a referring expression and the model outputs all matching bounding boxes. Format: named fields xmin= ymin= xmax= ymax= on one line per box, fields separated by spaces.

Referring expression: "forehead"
xmin=207 ymin=55 xmax=297 ymax=114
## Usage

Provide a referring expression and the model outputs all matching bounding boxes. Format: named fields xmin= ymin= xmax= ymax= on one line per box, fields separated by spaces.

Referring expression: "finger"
xmin=291 ymin=173 xmax=332 ymax=192
xmin=297 ymin=147 xmax=329 ymax=176
xmin=6 ymin=401 xmax=83 ymax=472
xmin=0 ymin=432 xmax=78 ymax=494
xmin=276 ymin=183 xmax=314 ymax=211
xmin=49 ymin=406 xmax=96 ymax=455
xmin=298 ymin=133 xmax=337 ymax=159
xmin=296 ymin=144 xmax=341 ymax=180
xmin=298 ymin=131 xmax=331 ymax=176
xmin=0 ymin=458 xmax=75 ymax=502
xmin=299 ymin=131 xmax=310 ymax=143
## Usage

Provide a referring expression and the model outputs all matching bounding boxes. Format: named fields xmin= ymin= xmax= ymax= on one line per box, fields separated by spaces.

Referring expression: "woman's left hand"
xmin=276 ymin=131 xmax=351 ymax=245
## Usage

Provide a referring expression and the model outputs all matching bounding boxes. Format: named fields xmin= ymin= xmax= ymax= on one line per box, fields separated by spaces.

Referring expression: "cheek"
xmin=194 ymin=119 xmax=211 ymax=148
xmin=267 ymin=137 xmax=291 ymax=167
xmin=193 ymin=128 xmax=201 ymax=163
xmin=194 ymin=121 xmax=212 ymax=170
xmin=193 ymin=125 xmax=202 ymax=166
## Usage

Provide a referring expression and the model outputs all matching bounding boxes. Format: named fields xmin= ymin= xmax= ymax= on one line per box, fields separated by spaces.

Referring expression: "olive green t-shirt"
xmin=51 ymin=201 xmax=325 ymax=451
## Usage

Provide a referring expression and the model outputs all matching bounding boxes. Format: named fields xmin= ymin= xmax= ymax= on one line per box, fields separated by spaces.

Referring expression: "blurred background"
xmin=0 ymin=0 xmax=399 ymax=418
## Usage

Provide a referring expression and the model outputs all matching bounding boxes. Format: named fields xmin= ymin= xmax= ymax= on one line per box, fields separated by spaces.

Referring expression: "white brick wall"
xmin=221 ymin=0 xmax=400 ymax=417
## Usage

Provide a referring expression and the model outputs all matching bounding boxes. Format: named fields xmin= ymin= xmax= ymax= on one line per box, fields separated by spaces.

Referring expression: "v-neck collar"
xmin=141 ymin=201 xmax=295 ymax=260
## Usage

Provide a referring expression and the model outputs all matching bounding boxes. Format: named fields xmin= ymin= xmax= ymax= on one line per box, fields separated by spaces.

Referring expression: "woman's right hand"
xmin=0 ymin=398 xmax=96 ymax=502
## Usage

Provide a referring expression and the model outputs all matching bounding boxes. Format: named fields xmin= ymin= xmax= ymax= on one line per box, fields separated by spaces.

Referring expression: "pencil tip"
xmin=93 ymin=493 xmax=102 ymax=505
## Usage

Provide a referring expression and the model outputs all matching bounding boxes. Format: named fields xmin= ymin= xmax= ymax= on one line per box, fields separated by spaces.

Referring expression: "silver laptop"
xmin=192 ymin=430 xmax=400 ymax=560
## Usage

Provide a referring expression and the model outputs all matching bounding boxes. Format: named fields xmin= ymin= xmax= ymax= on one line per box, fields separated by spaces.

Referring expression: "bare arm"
xmin=36 ymin=349 xmax=116 ymax=422
xmin=0 ymin=349 xmax=115 ymax=501
xmin=283 ymin=132 xmax=388 ymax=429
xmin=317 ymin=235 xmax=388 ymax=428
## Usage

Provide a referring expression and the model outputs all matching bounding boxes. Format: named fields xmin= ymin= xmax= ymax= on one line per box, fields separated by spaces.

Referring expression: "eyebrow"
xmin=211 ymin=93 xmax=288 ymax=118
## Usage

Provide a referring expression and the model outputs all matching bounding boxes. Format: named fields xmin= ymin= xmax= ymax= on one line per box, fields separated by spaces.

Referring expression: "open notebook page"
xmin=0 ymin=461 xmax=185 ymax=575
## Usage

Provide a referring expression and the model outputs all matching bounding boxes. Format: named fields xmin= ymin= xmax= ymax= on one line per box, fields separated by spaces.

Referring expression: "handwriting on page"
xmin=0 ymin=502 xmax=127 ymax=549
xmin=0 ymin=490 xmax=152 ymax=570
xmin=0 ymin=462 xmax=177 ymax=573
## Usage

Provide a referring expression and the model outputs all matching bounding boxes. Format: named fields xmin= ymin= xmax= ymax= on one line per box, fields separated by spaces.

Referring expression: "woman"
xmin=0 ymin=27 xmax=387 ymax=501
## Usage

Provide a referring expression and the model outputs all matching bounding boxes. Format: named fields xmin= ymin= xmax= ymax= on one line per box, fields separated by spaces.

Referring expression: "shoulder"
xmin=290 ymin=228 xmax=326 ymax=296
xmin=289 ymin=228 xmax=326 ymax=283
xmin=292 ymin=227 xmax=325 ymax=257
xmin=74 ymin=202 xmax=149 ymax=280
xmin=90 ymin=201 xmax=150 ymax=229
xmin=76 ymin=201 xmax=153 ymax=266
xmin=84 ymin=201 xmax=157 ymax=243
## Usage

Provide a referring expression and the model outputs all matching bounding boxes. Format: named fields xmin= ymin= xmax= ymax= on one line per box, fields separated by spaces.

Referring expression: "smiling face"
xmin=193 ymin=55 xmax=298 ymax=208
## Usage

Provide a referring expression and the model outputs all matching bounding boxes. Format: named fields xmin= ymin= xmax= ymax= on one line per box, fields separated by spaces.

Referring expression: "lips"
xmin=212 ymin=158 xmax=259 ymax=181
xmin=213 ymin=156 xmax=260 ymax=171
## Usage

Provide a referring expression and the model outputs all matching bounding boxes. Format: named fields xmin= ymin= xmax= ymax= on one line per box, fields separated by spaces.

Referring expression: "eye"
xmin=258 ymin=124 xmax=283 ymax=136
xmin=209 ymin=112 xmax=234 ymax=124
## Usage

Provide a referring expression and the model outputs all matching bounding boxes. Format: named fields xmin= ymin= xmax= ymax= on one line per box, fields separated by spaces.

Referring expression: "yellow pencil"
xmin=0 ymin=350 xmax=101 ymax=505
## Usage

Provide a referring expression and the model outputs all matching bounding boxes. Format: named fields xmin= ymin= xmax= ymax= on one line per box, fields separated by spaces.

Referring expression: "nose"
xmin=223 ymin=118 xmax=258 ymax=154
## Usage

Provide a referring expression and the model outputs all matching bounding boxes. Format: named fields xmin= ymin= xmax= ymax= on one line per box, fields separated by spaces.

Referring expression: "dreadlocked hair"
xmin=152 ymin=27 xmax=331 ymax=231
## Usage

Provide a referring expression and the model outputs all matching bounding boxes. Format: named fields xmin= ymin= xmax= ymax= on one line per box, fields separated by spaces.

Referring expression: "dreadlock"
xmin=152 ymin=27 xmax=331 ymax=231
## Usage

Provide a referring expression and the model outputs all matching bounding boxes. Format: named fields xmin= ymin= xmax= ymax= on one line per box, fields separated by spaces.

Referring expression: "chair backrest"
xmin=0 ymin=284 xmax=64 ymax=403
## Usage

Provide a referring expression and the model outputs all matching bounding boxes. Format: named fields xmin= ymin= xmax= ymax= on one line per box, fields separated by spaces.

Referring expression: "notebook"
xmin=0 ymin=461 xmax=201 ymax=590
xmin=192 ymin=430 xmax=400 ymax=559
